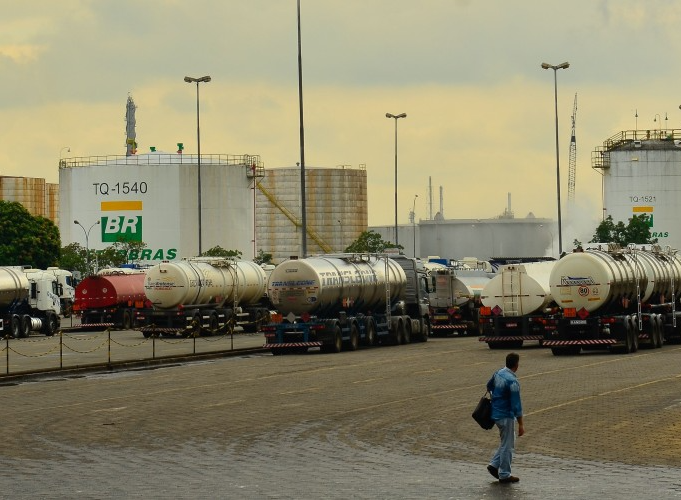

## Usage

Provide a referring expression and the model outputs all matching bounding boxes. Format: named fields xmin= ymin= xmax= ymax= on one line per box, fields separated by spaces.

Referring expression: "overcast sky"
xmin=4 ymin=0 xmax=680 ymax=236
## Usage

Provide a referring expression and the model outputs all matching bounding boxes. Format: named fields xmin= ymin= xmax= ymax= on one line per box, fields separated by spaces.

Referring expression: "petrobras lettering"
xmin=119 ymin=248 xmax=178 ymax=261
xmin=561 ymin=275 xmax=596 ymax=287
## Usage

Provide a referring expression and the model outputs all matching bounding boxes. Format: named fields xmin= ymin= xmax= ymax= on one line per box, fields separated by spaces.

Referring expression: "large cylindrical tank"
xmin=0 ymin=267 xmax=29 ymax=306
xmin=451 ymin=273 xmax=491 ymax=307
xmin=144 ymin=260 xmax=267 ymax=310
xmin=75 ymin=273 xmax=147 ymax=309
xmin=267 ymin=255 xmax=407 ymax=316
xmin=549 ymin=248 xmax=681 ymax=312
xmin=481 ymin=261 xmax=555 ymax=316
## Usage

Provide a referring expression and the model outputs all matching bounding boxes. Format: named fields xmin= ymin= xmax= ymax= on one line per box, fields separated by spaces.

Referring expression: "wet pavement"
xmin=1 ymin=338 xmax=681 ymax=499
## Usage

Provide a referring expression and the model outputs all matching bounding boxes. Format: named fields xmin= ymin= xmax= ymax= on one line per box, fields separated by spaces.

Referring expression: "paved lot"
xmin=2 ymin=337 xmax=681 ymax=499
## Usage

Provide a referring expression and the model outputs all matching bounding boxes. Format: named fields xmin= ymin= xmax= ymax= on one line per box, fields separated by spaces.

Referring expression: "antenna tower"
xmin=567 ymin=93 xmax=577 ymax=206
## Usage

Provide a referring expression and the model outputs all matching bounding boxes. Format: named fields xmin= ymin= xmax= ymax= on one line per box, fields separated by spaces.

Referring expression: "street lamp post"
xmin=184 ymin=75 xmax=211 ymax=256
xmin=74 ymin=219 xmax=101 ymax=275
xmin=541 ymin=61 xmax=569 ymax=255
xmin=411 ymin=194 xmax=418 ymax=258
xmin=386 ymin=112 xmax=407 ymax=246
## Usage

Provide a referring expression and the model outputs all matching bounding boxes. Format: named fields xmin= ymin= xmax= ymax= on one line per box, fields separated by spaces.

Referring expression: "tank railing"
xmin=59 ymin=153 xmax=264 ymax=169
xmin=592 ymin=129 xmax=681 ymax=170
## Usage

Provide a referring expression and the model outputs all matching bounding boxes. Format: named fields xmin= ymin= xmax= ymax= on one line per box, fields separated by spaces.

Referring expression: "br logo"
xmin=102 ymin=216 xmax=142 ymax=242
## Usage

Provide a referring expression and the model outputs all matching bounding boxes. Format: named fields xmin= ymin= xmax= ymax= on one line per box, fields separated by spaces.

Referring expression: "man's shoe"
xmin=499 ymin=476 xmax=519 ymax=483
xmin=486 ymin=465 xmax=499 ymax=479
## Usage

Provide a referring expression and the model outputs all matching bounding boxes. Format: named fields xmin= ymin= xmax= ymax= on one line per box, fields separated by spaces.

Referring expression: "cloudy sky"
xmin=3 ymin=0 xmax=680 ymax=235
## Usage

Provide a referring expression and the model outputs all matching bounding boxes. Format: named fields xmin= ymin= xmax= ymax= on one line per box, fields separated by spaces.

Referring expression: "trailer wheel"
xmin=364 ymin=318 xmax=377 ymax=346
xmin=419 ymin=317 xmax=429 ymax=342
xmin=208 ymin=313 xmax=219 ymax=336
xmin=630 ymin=316 xmax=639 ymax=352
xmin=387 ymin=317 xmax=402 ymax=345
xmin=322 ymin=325 xmax=342 ymax=353
xmin=653 ymin=315 xmax=664 ymax=348
xmin=11 ymin=315 xmax=21 ymax=338
xmin=122 ymin=310 xmax=133 ymax=330
xmin=345 ymin=323 xmax=359 ymax=351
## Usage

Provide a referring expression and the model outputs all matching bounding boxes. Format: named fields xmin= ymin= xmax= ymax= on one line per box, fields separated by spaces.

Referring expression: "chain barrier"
xmin=0 ymin=318 xmax=264 ymax=376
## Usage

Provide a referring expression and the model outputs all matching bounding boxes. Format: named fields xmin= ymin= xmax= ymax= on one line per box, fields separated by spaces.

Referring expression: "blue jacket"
xmin=486 ymin=367 xmax=523 ymax=421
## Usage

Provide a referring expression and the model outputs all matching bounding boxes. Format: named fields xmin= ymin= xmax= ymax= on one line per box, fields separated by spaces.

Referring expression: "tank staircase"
xmin=256 ymin=183 xmax=333 ymax=253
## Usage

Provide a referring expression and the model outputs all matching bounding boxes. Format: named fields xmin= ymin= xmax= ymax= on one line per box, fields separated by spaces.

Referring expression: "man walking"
xmin=486 ymin=352 xmax=524 ymax=483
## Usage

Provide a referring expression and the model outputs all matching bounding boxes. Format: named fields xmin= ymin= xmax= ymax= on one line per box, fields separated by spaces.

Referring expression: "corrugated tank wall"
xmin=255 ymin=166 xmax=368 ymax=263
xmin=0 ymin=176 xmax=58 ymax=224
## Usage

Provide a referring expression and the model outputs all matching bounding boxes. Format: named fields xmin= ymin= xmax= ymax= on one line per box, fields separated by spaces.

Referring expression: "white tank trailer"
xmin=137 ymin=258 xmax=270 ymax=336
xmin=263 ymin=254 xmax=431 ymax=354
xmin=478 ymin=260 xmax=556 ymax=349
xmin=544 ymin=244 xmax=681 ymax=355
xmin=0 ymin=267 xmax=61 ymax=338
xmin=429 ymin=268 xmax=491 ymax=336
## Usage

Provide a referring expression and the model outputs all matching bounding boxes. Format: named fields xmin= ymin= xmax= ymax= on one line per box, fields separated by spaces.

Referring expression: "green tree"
xmin=0 ymin=201 xmax=60 ymax=268
xmin=254 ymin=249 xmax=273 ymax=265
xmin=59 ymin=243 xmax=87 ymax=277
xmin=344 ymin=230 xmax=403 ymax=253
xmin=200 ymin=245 xmax=243 ymax=258
xmin=590 ymin=214 xmax=657 ymax=245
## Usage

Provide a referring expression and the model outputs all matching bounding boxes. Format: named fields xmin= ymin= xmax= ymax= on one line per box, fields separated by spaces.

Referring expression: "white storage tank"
xmin=481 ymin=261 xmax=555 ymax=316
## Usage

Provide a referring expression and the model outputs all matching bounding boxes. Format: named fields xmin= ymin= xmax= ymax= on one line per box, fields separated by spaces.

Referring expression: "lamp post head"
xmin=541 ymin=62 xmax=569 ymax=70
xmin=541 ymin=62 xmax=551 ymax=69
xmin=184 ymin=75 xmax=212 ymax=83
xmin=386 ymin=112 xmax=407 ymax=119
xmin=73 ymin=220 xmax=80 ymax=225
xmin=557 ymin=62 xmax=570 ymax=69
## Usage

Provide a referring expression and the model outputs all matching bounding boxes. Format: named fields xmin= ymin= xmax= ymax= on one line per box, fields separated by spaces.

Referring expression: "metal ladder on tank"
xmin=256 ymin=183 xmax=333 ymax=253
xmin=501 ymin=267 xmax=520 ymax=317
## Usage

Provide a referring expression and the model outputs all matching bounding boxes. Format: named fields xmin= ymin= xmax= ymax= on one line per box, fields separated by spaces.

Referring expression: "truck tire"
xmin=363 ymin=317 xmax=377 ymax=346
xmin=418 ymin=318 xmax=429 ymax=342
xmin=42 ymin=312 xmax=58 ymax=337
xmin=346 ymin=323 xmax=359 ymax=351
xmin=11 ymin=315 xmax=21 ymax=339
xmin=629 ymin=316 xmax=639 ymax=353
xmin=208 ymin=312 xmax=219 ymax=335
xmin=21 ymin=315 xmax=32 ymax=338
xmin=122 ymin=310 xmax=133 ymax=330
xmin=402 ymin=318 xmax=412 ymax=344
xmin=322 ymin=325 xmax=342 ymax=354
xmin=654 ymin=315 xmax=664 ymax=348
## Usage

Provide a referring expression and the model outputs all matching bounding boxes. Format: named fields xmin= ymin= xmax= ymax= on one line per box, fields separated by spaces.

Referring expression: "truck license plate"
xmin=505 ymin=322 xmax=518 ymax=328
xmin=570 ymin=319 xmax=587 ymax=325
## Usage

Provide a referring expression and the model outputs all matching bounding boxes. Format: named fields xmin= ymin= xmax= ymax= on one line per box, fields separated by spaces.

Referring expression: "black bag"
xmin=472 ymin=391 xmax=495 ymax=430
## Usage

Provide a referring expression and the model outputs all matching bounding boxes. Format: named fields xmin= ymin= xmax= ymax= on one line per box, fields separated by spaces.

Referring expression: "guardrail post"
xmin=59 ymin=328 xmax=63 ymax=369
xmin=5 ymin=334 xmax=9 ymax=375
xmin=108 ymin=328 xmax=111 ymax=365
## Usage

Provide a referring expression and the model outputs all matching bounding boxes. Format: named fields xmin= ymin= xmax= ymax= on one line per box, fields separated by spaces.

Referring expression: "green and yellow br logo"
xmin=101 ymin=201 xmax=143 ymax=242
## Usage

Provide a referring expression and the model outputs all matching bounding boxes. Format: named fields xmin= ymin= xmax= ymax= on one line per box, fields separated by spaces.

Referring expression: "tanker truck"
xmin=136 ymin=258 xmax=271 ymax=336
xmin=429 ymin=265 xmax=492 ymax=337
xmin=543 ymin=244 xmax=681 ymax=355
xmin=262 ymin=253 xmax=431 ymax=354
xmin=74 ymin=271 xmax=147 ymax=330
xmin=0 ymin=267 xmax=61 ymax=338
xmin=46 ymin=267 xmax=75 ymax=317
xmin=478 ymin=260 xmax=557 ymax=349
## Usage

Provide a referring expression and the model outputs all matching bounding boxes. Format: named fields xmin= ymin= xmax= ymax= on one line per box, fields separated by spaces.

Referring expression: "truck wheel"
xmin=21 ymin=315 xmax=32 ymax=338
xmin=363 ymin=318 xmax=376 ymax=346
xmin=43 ymin=312 xmax=58 ymax=337
xmin=418 ymin=318 xmax=429 ymax=342
xmin=346 ymin=323 xmax=359 ymax=351
xmin=402 ymin=319 xmax=412 ymax=344
xmin=323 ymin=325 xmax=342 ymax=353
xmin=208 ymin=313 xmax=219 ymax=336
xmin=654 ymin=315 xmax=664 ymax=348
xmin=122 ymin=310 xmax=132 ymax=330
xmin=11 ymin=315 xmax=21 ymax=338
xmin=630 ymin=316 xmax=639 ymax=352
xmin=387 ymin=318 xmax=402 ymax=345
